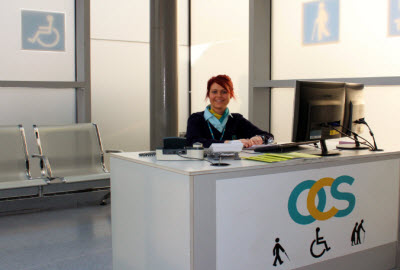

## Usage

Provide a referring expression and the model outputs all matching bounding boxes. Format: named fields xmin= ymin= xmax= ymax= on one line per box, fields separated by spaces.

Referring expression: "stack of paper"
xmin=244 ymin=152 xmax=319 ymax=163
xmin=209 ymin=141 xmax=243 ymax=153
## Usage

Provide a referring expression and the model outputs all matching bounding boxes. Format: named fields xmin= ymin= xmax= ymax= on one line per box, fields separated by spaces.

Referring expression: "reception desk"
xmin=110 ymin=146 xmax=400 ymax=270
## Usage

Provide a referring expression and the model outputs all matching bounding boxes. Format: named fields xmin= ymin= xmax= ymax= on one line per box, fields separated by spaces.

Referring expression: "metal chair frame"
xmin=32 ymin=123 xmax=109 ymax=183
xmin=0 ymin=125 xmax=46 ymax=198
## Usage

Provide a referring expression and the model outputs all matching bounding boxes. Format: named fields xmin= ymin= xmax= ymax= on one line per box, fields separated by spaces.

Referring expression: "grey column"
xmin=249 ymin=0 xmax=271 ymax=131
xmin=75 ymin=0 xmax=91 ymax=123
xmin=150 ymin=0 xmax=179 ymax=149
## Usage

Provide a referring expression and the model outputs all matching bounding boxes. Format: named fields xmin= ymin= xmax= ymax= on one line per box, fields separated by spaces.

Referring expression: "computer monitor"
xmin=343 ymin=83 xmax=365 ymax=135
xmin=337 ymin=83 xmax=368 ymax=150
xmin=292 ymin=80 xmax=346 ymax=155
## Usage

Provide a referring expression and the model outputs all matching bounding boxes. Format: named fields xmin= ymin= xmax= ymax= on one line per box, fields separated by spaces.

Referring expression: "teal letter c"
xmin=288 ymin=180 xmax=326 ymax=225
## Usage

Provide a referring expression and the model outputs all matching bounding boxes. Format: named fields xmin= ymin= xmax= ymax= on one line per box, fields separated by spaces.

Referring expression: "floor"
xmin=0 ymin=205 xmax=112 ymax=270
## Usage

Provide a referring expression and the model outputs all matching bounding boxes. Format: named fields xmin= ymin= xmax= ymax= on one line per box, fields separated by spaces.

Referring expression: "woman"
xmin=186 ymin=74 xmax=273 ymax=148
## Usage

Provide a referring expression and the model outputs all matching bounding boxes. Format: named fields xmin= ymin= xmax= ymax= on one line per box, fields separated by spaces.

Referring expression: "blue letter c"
xmin=288 ymin=180 xmax=326 ymax=225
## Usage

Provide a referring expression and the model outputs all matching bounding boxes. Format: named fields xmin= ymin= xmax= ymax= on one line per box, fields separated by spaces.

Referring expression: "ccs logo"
xmin=288 ymin=175 xmax=356 ymax=225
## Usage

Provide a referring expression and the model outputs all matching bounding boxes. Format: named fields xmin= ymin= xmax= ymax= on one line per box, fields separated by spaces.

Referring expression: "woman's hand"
xmin=239 ymin=139 xmax=253 ymax=148
xmin=249 ymin=135 xmax=264 ymax=145
xmin=227 ymin=136 xmax=263 ymax=148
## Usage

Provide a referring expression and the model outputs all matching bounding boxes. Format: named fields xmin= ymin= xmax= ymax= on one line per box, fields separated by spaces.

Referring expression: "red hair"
xmin=206 ymin=75 xmax=235 ymax=99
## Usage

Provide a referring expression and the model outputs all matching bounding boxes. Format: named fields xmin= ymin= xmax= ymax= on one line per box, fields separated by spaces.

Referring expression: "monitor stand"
xmin=210 ymin=155 xmax=231 ymax=166
xmin=318 ymin=139 xmax=340 ymax=156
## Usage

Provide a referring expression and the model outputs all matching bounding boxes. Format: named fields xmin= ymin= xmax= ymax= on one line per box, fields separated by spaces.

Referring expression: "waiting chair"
xmin=0 ymin=125 xmax=46 ymax=199
xmin=33 ymin=123 xmax=112 ymax=194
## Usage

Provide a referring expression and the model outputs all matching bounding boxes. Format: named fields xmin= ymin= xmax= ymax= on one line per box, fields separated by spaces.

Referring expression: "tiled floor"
xmin=0 ymin=205 xmax=112 ymax=270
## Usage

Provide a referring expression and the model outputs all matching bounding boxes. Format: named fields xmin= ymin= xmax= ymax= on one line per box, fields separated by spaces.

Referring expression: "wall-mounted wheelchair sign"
xmin=21 ymin=10 xmax=65 ymax=51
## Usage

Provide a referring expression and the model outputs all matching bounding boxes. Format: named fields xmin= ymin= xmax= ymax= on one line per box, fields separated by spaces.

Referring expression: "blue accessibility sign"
xmin=389 ymin=0 xmax=400 ymax=36
xmin=303 ymin=0 xmax=339 ymax=45
xmin=21 ymin=10 xmax=65 ymax=51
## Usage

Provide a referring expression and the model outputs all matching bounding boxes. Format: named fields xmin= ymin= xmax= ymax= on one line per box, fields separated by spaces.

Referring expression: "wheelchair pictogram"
xmin=27 ymin=15 xmax=60 ymax=48
xmin=310 ymin=227 xmax=331 ymax=258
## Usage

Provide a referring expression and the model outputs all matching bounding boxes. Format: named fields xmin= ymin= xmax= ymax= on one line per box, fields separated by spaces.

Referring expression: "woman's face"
xmin=208 ymin=82 xmax=231 ymax=113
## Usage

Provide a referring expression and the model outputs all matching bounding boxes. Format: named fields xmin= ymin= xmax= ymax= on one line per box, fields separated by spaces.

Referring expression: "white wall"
xmin=191 ymin=0 xmax=249 ymax=117
xmin=364 ymin=86 xmax=400 ymax=147
xmin=271 ymin=88 xmax=294 ymax=142
xmin=272 ymin=0 xmax=400 ymax=79
xmin=91 ymin=0 xmax=189 ymax=153
xmin=271 ymin=0 xmax=400 ymax=147
xmin=0 ymin=0 xmax=75 ymax=81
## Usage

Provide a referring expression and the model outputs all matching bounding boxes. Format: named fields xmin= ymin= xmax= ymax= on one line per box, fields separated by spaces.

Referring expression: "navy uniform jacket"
xmin=186 ymin=112 xmax=274 ymax=148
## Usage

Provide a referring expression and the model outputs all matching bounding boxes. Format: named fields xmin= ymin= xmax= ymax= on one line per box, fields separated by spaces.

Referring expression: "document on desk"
xmin=244 ymin=152 xmax=319 ymax=163
xmin=209 ymin=141 xmax=243 ymax=153
xmin=245 ymin=144 xmax=272 ymax=150
xmin=244 ymin=142 xmax=294 ymax=151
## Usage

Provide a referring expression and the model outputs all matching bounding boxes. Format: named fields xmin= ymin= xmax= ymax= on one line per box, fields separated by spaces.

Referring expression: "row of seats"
xmin=0 ymin=123 xmax=116 ymax=201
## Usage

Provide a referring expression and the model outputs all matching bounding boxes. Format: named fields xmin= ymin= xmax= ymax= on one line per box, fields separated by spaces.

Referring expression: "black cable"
xmin=332 ymin=126 xmax=373 ymax=150
xmin=323 ymin=122 xmax=373 ymax=149
xmin=354 ymin=118 xmax=380 ymax=151
xmin=335 ymin=123 xmax=375 ymax=149
xmin=176 ymin=151 xmax=215 ymax=164
xmin=328 ymin=125 xmax=374 ymax=150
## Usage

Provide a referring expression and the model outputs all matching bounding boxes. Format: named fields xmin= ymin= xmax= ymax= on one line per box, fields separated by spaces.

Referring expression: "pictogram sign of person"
xmin=351 ymin=222 xmax=358 ymax=246
xmin=273 ymin=238 xmax=289 ymax=266
xmin=357 ymin=219 xmax=365 ymax=244
xmin=310 ymin=227 xmax=331 ymax=258
xmin=395 ymin=0 xmax=400 ymax=30
xmin=312 ymin=2 xmax=331 ymax=41
xmin=315 ymin=227 xmax=330 ymax=251
xmin=351 ymin=219 xmax=366 ymax=245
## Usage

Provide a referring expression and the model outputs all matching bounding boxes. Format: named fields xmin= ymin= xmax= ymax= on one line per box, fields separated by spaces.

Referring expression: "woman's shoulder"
xmin=230 ymin=113 xmax=254 ymax=124
xmin=189 ymin=111 xmax=204 ymax=119
xmin=190 ymin=111 xmax=204 ymax=116
xmin=231 ymin=113 xmax=244 ymax=119
xmin=188 ymin=111 xmax=205 ymax=123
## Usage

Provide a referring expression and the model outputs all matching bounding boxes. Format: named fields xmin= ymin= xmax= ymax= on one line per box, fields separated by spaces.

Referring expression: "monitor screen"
xmin=292 ymin=81 xmax=346 ymax=155
xmin=343 ymin=83 xmax=365 ymax=135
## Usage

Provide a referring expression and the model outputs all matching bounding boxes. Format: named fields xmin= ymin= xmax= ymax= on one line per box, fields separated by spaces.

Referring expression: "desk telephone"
xmin=139 ymin=138 xmax=244 ymax=163
xmin=155 ymin=137 xmax=204 ymax=161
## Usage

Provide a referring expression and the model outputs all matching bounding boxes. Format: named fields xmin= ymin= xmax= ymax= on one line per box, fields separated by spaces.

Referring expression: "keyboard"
xmin=254 ymin=141 xmax=319 ymax=153
xmin=139 ymin=151 xmax=156 ymax=157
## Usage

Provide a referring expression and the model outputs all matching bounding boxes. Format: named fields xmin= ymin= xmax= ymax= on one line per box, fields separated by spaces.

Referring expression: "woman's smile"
xmin=209 ymin=82 xmax=231 ymax=114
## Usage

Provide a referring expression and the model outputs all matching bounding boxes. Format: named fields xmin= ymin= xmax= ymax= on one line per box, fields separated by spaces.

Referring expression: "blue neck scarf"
xmin=203 ymin=105 xmax=231 ymax=133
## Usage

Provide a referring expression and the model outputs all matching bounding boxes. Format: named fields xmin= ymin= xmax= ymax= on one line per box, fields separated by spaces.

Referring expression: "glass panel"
xmin=272 ymin=0 xmax=400 ymax=79
xmin=0 ymin=0 xmax=75 ymax=81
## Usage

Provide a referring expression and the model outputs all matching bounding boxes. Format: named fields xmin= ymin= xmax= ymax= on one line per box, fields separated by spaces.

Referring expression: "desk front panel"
xmin=111 ymin=158 xmax=192 ymax=270
xmin=215 ymin=159 xmax=399 ymax=270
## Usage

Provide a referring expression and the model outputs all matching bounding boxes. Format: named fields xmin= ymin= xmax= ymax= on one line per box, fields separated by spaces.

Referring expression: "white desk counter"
xmin=111 ymin=145 xmax=400 ymax=270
